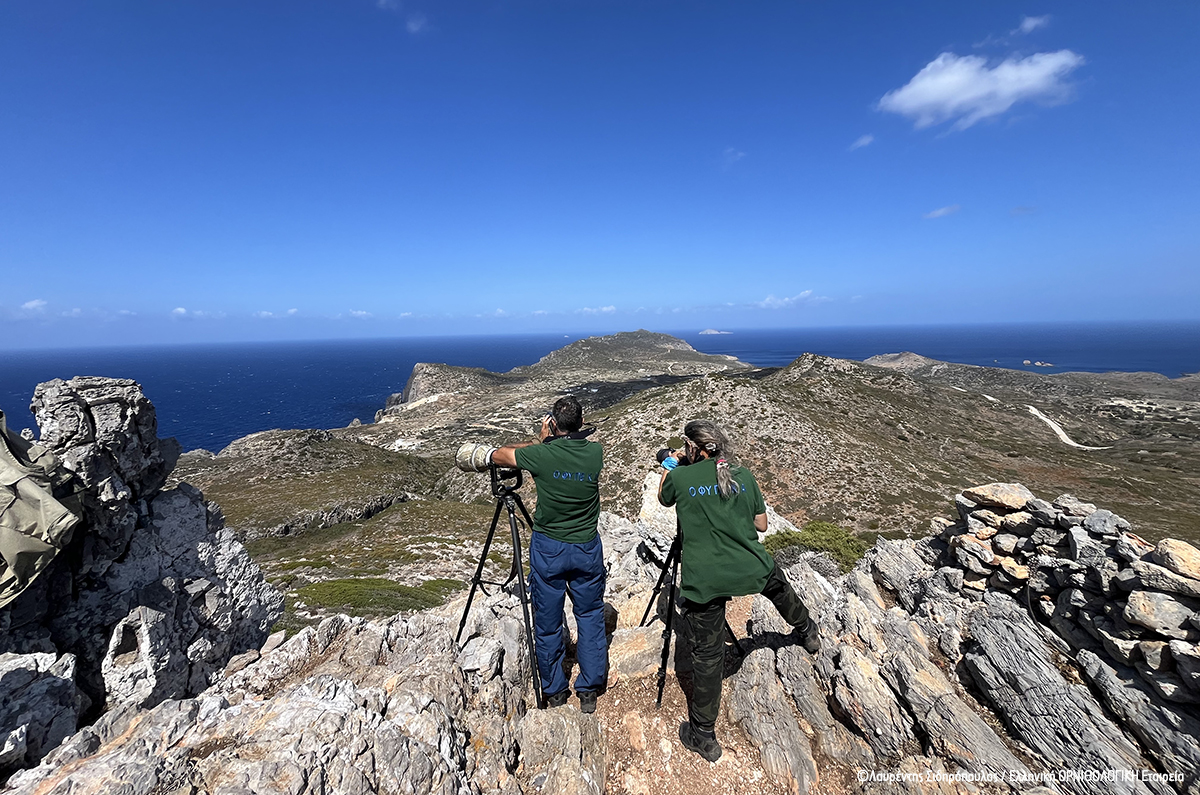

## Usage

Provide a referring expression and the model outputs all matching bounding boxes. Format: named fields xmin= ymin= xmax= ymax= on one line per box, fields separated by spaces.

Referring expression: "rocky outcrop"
xmin=0 ymin=378 xmax=282 ymax=781
xmin=6 ymin=468 xmax=1200 ymax=794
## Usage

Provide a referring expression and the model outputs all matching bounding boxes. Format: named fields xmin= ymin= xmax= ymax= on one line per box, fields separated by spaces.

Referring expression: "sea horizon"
xmin=4 ymin=320 xmax=1198 ymax=453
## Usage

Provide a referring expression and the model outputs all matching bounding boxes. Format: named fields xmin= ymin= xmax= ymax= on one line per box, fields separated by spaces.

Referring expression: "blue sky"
xmin=2 ymin=1 xmax=1198 ymax=348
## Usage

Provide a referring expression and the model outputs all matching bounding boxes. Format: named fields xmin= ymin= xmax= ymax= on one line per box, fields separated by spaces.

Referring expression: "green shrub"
xmin=764 ymin=521 xmax=870 ymax=573
xmin=295 ymin=577 xmax=463 ymax=618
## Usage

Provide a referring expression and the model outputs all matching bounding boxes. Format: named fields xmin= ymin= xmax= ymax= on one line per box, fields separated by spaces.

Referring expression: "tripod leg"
xmin=456 ymin=499 xmax=505 ymax=645
xmin=507 ymin=497 xmax=545 ymax=709
xmin=725 ymin=621 xmax=745 ymax=656
xmin=656 ymin=550 xmax=680 ymax=708
xmin=640 ymin=535 xmax=681 ymax=628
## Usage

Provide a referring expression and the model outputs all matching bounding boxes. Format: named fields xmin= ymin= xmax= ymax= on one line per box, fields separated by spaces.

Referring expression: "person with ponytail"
xmin=657 ymin=418 xmax=819 ymax=762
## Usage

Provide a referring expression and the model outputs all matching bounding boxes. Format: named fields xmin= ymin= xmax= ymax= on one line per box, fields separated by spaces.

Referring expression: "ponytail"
xmin=682 ymin=419 xmax=740 ymax=499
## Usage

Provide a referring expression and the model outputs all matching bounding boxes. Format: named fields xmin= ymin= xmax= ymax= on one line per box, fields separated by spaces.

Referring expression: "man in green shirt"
xmin=658 ymin=419 xmax=819 ymax=762
xmin=492 ymin=396 xmax=607 ymax=713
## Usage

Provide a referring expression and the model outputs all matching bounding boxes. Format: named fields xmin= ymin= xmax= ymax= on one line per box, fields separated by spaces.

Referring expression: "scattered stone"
xmin=971 ymin=509 xmax=1004 ymax=528
xmin=1154 ymin=539 xmax=1200 ymax=582
xmin=999 ymin=510 xmax=1038 ymax=536
xmin=1115 ymin=532 xmax=1156 ymax=564
xmin=1127 ymin=560 xmax=1200 ymax=599
xmin=1024 ymin=498 xmax=1059 ymax=526
xmin=992 ymin=533 xmax=1018 ymax=555
xmin=962 ymin=483 xmax=1035 ymax=511
xmin=1053 ymin=494 xmax=1098 ymax=517
xmin=1123 ymin=591 xmax=1200 ymax=640
xmin=1083 ymin=509 xmax=1131 ymax=536
xmin=1138 ymin=641 xmax=1172 ymax=672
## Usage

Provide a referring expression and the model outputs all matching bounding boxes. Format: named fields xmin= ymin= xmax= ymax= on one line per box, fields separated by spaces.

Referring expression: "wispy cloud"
xmin=21 ymin=299 xmax=47 ymax=311
xmin=924 ymin=204 xmax=961 ymax=219
xmin=848 ymin=134 xmax=874 ymax=151
xmin=722 ymin=147 xmax=746 ymax=170
xmin=406 ymin=13 xmax=427 ymax=33
xmin=756 ymin=290 xmax=829 ymax=309
xmin=879 ymin=50 xmax=1084 ymax=130
xmin=1016 ymin=15 xmax=1050 ymax=35
xmin=171 ymin=307 xmax=187 ymax=316
xmin=349 ymin=310 xmax=373 ymax=318
xmin=377 ymin=0 xmax=399 ymax=10
xmin=578 ymin=306 xmax=616 ymax=315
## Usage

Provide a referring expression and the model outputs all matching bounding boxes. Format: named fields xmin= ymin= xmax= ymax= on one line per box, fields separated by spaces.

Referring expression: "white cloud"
xmin=531 ymin=310 xmax=549 ymax=316
xmin=349 ymin=310 xmax=373 ymax=318
xmin=118 ymin=309 xmax=135 ymax=316
xmin=172 ymin=307 xmax=187 ymax=316
xmin=287 ymin=308 xmax=298 ymax=315
xmin=400 ymin=311 xmax=413 ymax=317
xmin=406 ymin=13 xmax=427 ymax=33
xmin=849 ymin=134 xmax=875 ymax=151
xmin=21 ymin=299 xmax=47 ymax=311
xmin=255 ymin=311 xmax=275 ymax=318
xmin=722 ymin=147 xmax=746 ymax=169
xmin=1016 ymin=15 xmax=1050 ymax=34
xmin=879 ymin=50 xmax=1084 ymax=130
xmin=924 ymin=204 xmax=961 ymax=219
xmin=756 ymin=290 xmax=823 ymax=309
xmin=578 ymin=306 xmax=616 ymax=315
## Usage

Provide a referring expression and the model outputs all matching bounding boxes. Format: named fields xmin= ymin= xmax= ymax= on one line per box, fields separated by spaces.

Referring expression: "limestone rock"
xmin=517 ymin=708 xmax=605 ymax=795
xmin=1083 ymin=509 xmax=1131 ymax=536
xmin=1124 ymin=591 xmax=1200 ymax=640
xmin=963 ymin=592 xmax=1162 ymax=794
xmin=1053 ymin=494 xmax=1098 ymax=517
xmin=1154 ymin=539 xmax=1200 ymax=582
xmin=1 ymin=377 xmax=282 ymax=774
xmin=726 ymin=622 xmax=818 ymax=794
xmin=0 ymin=653 xmax=79 ymax=778
xmin=962 ymin=483 xmax=1035 ymax=511
xmin=999 ymin=510 xmax=1038 ymax=535
xmin=1127 ymin=560 xmax=1200 ymax=599
xmin=1077 ymin=649 xmax=1200 ymax=793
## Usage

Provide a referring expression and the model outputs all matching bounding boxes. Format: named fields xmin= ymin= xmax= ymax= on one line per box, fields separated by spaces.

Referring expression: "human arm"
xmin=491 ymin=416 xmax=554 ymax=468
xmin=754 ymin=513 xmax=767 ymax=533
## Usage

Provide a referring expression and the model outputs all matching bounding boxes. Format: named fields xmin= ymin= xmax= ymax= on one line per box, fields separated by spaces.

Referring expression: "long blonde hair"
xmin=683 ymin=419 xmax=740 ymax=499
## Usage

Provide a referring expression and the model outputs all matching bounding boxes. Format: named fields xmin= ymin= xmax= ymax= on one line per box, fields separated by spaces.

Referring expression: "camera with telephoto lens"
xmin=456 ymin=442 xmax=498 ymax=473
xmin=656 ymin=448 xmax=692 ymax=467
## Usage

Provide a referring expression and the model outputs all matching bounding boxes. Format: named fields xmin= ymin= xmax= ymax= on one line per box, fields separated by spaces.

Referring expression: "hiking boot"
xmin=544 ymin=690 xmax=569 ymax=708
xmin=679 ymin=721 xmax=722 ymax=762
xmin=578 ymin=690 xmax=598 ymax=714
xmin=794 ymin=619 xmax=821 ymax=654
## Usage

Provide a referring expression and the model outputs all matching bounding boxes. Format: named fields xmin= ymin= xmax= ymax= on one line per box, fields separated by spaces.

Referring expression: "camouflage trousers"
xmin=681 ymin=561 xmax=810 ymax=733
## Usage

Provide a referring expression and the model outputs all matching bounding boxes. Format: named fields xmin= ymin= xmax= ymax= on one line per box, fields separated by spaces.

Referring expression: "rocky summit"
xmin=3 ymin=332 xmax=1200 ymax=794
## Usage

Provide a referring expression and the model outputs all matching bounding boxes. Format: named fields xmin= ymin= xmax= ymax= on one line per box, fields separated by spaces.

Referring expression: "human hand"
xmin=538 ymin=415 xmax=553 ymax=442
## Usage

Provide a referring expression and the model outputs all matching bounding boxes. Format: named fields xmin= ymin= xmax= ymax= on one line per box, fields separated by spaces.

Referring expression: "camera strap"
xmin=542 ymin=427 xmax=596 ymax=443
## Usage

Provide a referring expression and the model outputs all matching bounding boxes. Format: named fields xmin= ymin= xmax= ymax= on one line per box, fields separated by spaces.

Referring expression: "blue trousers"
xmin=528 ymin=531 xmax=609 ymax=695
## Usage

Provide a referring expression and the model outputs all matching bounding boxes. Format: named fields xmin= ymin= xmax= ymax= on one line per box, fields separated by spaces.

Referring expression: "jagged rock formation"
xmin=8 ymin=475 xmax=1200 ymax=794
xmin=0 ymin=378 xmax=282 ymax=781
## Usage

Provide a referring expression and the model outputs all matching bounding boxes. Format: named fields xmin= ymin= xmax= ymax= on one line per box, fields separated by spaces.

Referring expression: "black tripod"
xmin=638 ymin=526 xmax=744 ymax=707
xmin=455 ymin=465 xmax=544 ymax=709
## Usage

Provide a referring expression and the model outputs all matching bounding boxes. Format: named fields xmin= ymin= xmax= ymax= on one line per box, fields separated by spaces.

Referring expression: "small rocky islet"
xmin=2 ymin=330 xmax=1199 ymax=794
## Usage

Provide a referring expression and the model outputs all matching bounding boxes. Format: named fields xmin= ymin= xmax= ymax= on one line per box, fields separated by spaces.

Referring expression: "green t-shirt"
xmin=659 ymin=458 xmax=772 ymax=604
xmin=515 ymin=438 xmax=603 ymax=544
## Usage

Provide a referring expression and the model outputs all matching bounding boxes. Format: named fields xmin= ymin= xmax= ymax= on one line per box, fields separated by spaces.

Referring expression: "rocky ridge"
xmin=0 ymin=377 xmax=282 ymax=781
xmin=7 ymin=469 xmax=1200 ymax=794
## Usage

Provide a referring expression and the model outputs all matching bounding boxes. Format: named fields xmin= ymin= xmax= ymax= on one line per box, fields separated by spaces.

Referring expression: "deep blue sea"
xmin=3 ymin=322 xmax=1198 ymax=453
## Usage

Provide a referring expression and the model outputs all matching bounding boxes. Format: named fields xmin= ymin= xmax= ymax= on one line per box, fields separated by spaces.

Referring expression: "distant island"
xmin=698 ymin=328 xmax=731 ymax=335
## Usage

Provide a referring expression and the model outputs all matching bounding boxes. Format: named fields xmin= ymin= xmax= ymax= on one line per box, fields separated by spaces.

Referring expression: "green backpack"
xmin=0 ymin=409 xmax=82 ymax=610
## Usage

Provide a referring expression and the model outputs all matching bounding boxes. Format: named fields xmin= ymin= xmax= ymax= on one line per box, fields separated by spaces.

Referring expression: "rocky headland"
xmin=3 ymin=330 xmax=1200 ymax=793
